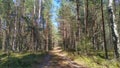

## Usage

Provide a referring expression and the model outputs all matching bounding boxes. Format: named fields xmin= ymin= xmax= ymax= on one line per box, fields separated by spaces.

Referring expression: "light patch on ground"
xmin=35 ymin=46 xmax=87 ymax=68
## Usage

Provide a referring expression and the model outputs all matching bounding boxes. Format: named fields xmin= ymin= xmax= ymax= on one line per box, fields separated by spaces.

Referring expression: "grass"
xmin=67 ymin=52 xmax=120 ymax=68
xmin=0 ymin=51 xmax=47 ymax=68
xmin=74 ymin=56 xmax=120 ymax=68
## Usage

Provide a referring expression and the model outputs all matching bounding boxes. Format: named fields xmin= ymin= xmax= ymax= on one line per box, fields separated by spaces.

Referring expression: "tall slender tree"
xmin=108 ymin=0 xmax=120 ymax=58
xmin=101 ymin=0 xmax=108 ymax=59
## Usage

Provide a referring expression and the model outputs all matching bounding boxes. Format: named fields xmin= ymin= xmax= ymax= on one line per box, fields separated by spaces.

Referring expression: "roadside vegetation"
xmin=0 ymin=51 xmax=46 ymax=68
xmin=66 ymin=52 xmax=120 ymax=68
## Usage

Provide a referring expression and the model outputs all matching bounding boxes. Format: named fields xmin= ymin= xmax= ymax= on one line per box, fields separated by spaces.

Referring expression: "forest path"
xmin=34 ymin=46 xmax=87 ymax=68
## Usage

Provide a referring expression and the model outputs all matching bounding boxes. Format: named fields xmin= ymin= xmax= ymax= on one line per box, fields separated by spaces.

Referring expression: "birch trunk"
xmin=108 ymin=0 xmax=120 ymax=58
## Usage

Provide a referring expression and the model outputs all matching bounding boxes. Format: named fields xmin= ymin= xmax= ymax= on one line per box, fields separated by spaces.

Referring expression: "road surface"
xmin=34 ymin=46 xmax=87 ymax=68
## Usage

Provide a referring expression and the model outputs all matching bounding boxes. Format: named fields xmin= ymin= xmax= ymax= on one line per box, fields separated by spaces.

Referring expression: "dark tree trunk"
xmin=101 ymin=0 xmax=108 ymax=59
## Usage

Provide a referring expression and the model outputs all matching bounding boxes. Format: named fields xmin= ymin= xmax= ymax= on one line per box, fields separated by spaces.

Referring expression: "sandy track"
xmin=35 ymin=47 xmax=86 ymax=68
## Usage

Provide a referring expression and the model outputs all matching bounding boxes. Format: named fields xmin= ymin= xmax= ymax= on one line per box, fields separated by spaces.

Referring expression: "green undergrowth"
xmin=67 ymin=52 xmax=120 ymax=68
xmin=0 ymin=51 xmax=47 ymax=68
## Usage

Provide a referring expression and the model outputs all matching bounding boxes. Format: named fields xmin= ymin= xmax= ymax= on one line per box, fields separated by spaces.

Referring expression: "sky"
xmin=51 ymin=0 xmax=60 ymax=27
xmin=13 ymin=0 xmax=60 ymax=27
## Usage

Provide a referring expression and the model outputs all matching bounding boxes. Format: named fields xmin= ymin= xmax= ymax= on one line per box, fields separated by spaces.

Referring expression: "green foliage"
xmin=25 ymin=0 xmax=34 ymax=13
xmin=0 ymin=52 xmax=46 ymax=68
xmin=77 ymin=36 xmax=92 ymax=53
xmin=71 ymin=54 xmax=120 ymax=68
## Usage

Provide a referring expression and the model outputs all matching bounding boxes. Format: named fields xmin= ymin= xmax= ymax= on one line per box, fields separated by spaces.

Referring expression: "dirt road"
xmin=35 ymin=46 xmax=86 ymax=68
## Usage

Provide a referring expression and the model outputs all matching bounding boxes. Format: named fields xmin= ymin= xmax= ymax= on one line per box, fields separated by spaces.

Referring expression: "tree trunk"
xmin=84 ymin=0 xmax=88 ymax=34
xmin=101 ymin=0 xmax=108 ymax=59
xmin=108 ymin=0 xmax=120 ymax=58
xmin=75 ymin=0 xmax=81 ymax=52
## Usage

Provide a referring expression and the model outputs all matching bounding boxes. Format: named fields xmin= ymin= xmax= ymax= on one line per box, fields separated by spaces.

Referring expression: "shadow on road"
xmin=35 ymin=46 xmax=87 ymax=68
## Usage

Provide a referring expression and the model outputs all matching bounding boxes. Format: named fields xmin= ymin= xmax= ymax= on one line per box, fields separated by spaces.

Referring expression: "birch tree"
xmin=108 ymin=0 xmax=120 ymax=58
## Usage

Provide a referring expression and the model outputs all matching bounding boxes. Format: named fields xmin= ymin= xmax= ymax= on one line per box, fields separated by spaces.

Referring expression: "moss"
xmin=0 ymin=52 xmax=46 ymax=68
xmin=67 ymin=53 xmax=120 ymax=68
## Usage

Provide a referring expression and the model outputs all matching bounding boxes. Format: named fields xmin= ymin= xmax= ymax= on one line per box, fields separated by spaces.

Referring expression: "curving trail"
xmin=35 ymin=46 xmax=87 ymax=68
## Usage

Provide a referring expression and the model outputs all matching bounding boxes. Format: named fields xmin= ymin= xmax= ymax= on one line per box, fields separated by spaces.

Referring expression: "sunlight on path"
xmin=51 ymin=46 xmax=67 ymax=57
xmin=35 ymin=46 xmax=87 ymax=68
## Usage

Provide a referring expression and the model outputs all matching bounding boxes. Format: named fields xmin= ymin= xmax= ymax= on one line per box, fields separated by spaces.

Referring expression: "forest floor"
xmin=34 ymin=46 xmax=87 ymax=68
xmin=0 ymin=46 xmax=120 ymax=68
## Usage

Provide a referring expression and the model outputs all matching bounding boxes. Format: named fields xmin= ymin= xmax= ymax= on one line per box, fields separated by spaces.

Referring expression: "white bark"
xmin=38 ymin=0 xmax=42 ymax=19
xmin=108 ymin=0 xmax=120 ymax=58
xmin=34 ymin=0 xmax=36 ymax=15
